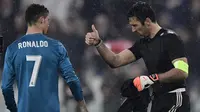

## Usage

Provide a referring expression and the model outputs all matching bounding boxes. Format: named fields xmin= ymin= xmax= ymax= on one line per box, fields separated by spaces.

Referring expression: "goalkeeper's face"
xmin=129 ymin=17 xmax=150 ymax=37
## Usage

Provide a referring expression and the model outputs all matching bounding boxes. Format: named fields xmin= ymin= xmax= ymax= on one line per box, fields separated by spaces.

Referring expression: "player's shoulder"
xmin=160 ymin=28 xmax=183 ymax=45
xmin=42 ymin=35 xmax=60 ymax=43
xmin=160 ymin=28 xmax=179 ymax=39
xmin=7 ymin=36 xmax=24 ymax=53
xmin=43 ymin=35 xmax=65 ymax=47
xmin=43 ymin=35 xmax=67 ymax=51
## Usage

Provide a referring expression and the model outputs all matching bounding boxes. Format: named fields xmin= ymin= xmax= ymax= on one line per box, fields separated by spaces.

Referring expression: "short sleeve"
xmin=166 ymin=34 xmax=185 ymax=61
xmin=128 ymin=41 xmax=142 ymax=60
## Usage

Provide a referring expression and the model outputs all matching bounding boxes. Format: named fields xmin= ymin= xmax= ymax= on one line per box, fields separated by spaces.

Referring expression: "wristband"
xmin=95 ymin=39 xmax=102 ymax=48
xmin=149 ymin=74 xmax=159 ymax=82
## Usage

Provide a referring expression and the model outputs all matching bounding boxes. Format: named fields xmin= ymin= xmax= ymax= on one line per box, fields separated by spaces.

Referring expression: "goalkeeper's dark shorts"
xmin=151 ymin=89 xmax=190 ymax=112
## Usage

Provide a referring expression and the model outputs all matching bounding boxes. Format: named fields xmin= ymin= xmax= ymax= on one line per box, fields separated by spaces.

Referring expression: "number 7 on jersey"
xmin=26 ymin=55 xmax=42 ymax=87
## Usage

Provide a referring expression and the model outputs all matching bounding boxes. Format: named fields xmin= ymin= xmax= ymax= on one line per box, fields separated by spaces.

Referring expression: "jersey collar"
xmin=154 ymin=28 xmax=166 ymax=37
xmin=144 ymin=28 xmax=165 ymax=42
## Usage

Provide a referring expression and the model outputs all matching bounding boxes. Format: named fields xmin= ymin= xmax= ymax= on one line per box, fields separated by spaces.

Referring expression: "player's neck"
xmin=26 ymin=25 xmax=43 ymax=35
xmin=149 ymin=23 xmax=161 ymax=39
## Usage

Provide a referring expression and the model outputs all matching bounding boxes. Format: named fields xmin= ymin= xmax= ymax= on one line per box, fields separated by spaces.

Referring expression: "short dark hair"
xmin=25 ymin=4 xmax=49 ymax=25
xmin=127 ymin=1 xmax=156 ymax=24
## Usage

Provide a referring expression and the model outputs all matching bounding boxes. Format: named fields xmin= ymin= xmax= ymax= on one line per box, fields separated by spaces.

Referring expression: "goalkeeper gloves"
xmin=133 ymin=74 xmax=159 ymax=91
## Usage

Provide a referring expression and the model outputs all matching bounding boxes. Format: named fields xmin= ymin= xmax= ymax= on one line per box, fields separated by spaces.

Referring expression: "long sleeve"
xmin=58 ymin=42 xmax=83 ymax=101
xmin=1 ymin=47 xmax=17 ymax=112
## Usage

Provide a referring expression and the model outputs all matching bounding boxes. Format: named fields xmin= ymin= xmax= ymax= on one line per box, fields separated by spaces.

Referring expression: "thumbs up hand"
xmin=85 ymin=24 xmax=102 ymax=46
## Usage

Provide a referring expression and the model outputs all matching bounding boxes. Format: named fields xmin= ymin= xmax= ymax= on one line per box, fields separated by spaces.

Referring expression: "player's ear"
xmin=38 ymin=17 xmax=45 ymax=24
xmin=144 ymin=18 xmax=151 ymax=27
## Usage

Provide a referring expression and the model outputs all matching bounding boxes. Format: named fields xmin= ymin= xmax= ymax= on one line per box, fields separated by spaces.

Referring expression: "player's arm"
xmin=1 ymin=47 xmax=17 ymax=112
xmin=158 ymin=57 xmax=188 ymax=83
xmin=158 ymin=35 xmax=188 ymax=83
xmin=96 ymin=43 xmax=136 ymax=68
xmin=58 ymin=42 xmax=88 ymax=112
xmin=85 ymin=25 xmax=139 ymax=68
xmin=133 ymin=34 xmax=188 ymax=91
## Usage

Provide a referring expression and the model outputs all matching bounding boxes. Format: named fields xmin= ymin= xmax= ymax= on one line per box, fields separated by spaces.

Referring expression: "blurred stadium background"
xmin=0 ymin=0 xmax=200 ymax=112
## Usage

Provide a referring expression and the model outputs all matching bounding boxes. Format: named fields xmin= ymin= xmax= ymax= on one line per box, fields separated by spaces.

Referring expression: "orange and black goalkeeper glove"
xmin=133 ymin=74 xmax=159 ymax=91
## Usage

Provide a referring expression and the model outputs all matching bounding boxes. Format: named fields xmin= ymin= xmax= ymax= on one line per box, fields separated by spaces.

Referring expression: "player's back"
xmin=10 ymin=33 xmax=62 ymax=112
